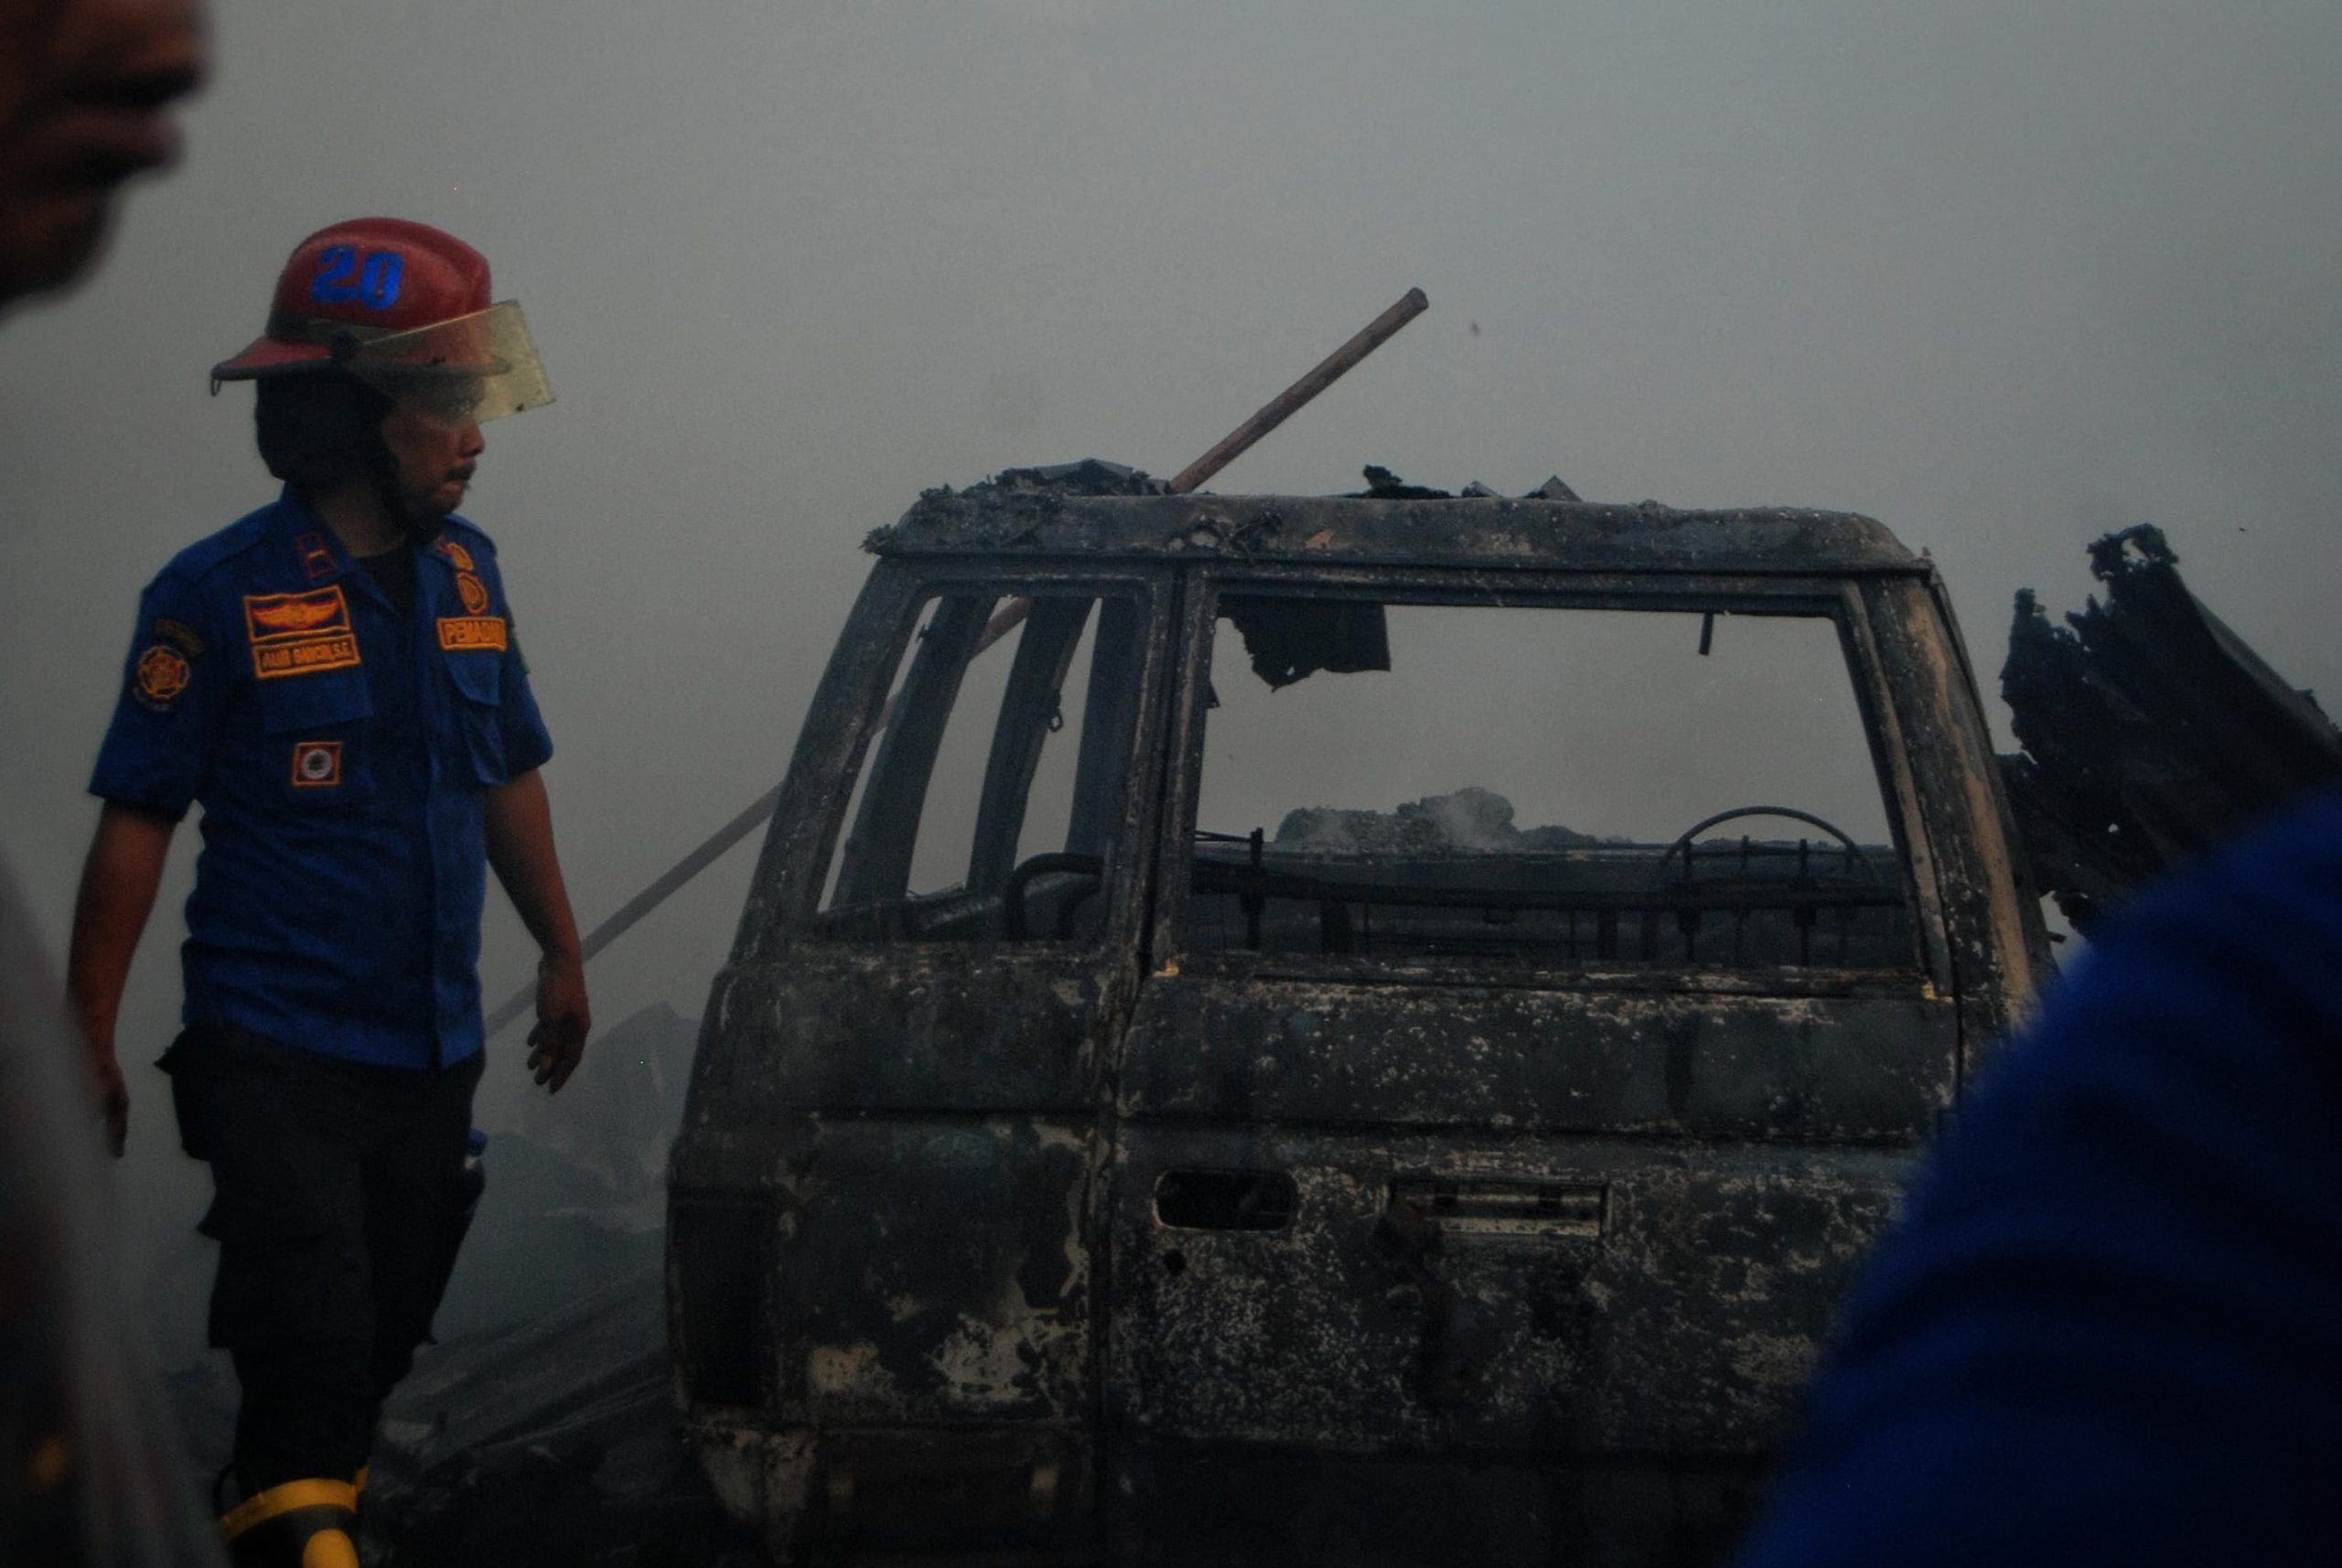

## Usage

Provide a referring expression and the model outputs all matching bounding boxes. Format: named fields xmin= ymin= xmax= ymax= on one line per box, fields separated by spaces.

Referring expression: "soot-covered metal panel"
xmin=872 ymin=492 xmax=1926 ymax=576
xmin=754 ymin=1117 xmax=1094 ymax=1427
xmin=692 ymin=950 xmax=1101 ymax=1117
xmin=1117 ymin=977 xmax=1956 ymax=1143
xmin=1106 ymin=1128 xmax=1905 ymax=1455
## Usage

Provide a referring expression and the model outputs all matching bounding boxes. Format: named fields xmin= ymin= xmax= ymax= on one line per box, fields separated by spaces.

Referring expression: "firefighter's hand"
xmin=525 ymin=951 xmax=589 ymax=1093
xmin=90 ymin=1047 xmax=129 ymax=1156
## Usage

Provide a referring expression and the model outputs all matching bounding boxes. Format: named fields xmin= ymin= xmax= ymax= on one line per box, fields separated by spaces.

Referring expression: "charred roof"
xmin=872 ymin=465 xmax=1928 ymax=577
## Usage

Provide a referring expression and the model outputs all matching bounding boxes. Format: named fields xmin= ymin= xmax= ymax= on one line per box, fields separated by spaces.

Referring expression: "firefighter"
xmin=64 ymin=217 xmax=591 ymax=1568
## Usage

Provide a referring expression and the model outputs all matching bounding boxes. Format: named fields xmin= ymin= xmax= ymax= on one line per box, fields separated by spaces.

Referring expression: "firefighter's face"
xmin=0 ymin=0 xmax=206 ymax=308
xmin=380 ymin=402 xmax=486 ymax=525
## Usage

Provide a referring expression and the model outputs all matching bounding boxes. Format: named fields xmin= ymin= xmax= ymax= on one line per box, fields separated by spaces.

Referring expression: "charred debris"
xmin=1999 ymin=523 xmax=2342 ymax=933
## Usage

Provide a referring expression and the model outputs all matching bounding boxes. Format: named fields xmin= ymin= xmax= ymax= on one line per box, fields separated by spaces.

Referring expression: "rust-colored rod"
xmin=1166 ymin=285 xmax=1428 ymax=495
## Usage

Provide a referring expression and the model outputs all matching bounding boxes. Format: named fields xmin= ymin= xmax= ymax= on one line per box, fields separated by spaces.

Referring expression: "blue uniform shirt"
xmin=1735 ymin=789 xmax=2342 ymax=1565
xmin=91 ymin=489 xmax=553 ymax=1069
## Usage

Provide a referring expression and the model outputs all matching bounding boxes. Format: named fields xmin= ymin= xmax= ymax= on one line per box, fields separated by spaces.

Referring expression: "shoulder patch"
xmin=134 ymin=645 xmax=193 ymax=710
xmin=435 ymin=538 xmax=476 ymax=573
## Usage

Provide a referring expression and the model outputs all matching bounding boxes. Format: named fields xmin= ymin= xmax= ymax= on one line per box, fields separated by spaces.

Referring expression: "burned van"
xmin=670 ymin=470 xmax=2049 ymax=1566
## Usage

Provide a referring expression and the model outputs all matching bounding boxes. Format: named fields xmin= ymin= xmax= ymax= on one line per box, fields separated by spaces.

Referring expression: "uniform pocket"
xmin=442 ymin=651 xmax=509 ymax=786
xmin=255 ymin=669 xmax=378 ymax=806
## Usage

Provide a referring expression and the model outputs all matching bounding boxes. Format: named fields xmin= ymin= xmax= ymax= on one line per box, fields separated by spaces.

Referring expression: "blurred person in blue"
xmin=64 ymin=217 xmax=591 ymax=1568
xmin=1735 ymin=789 xmax=2342 ymax=1563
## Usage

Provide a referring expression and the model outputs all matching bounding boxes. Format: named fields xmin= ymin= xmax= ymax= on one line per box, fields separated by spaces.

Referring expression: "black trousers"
xmin=163 ymin=1028 xmax=483 ymax=1495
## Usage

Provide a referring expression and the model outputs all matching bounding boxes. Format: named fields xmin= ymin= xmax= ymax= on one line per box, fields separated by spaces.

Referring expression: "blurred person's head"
xmin=0 ymin=0 xmax=205 ymax=309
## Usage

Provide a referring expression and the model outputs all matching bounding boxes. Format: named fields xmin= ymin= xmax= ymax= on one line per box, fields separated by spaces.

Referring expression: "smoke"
xmin=0 ymin=0 xmax=2335 ymax=1509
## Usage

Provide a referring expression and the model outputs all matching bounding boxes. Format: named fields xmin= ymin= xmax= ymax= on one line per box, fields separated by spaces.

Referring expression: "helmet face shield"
xmin=343 ymin=301 xmax=553 ymax=427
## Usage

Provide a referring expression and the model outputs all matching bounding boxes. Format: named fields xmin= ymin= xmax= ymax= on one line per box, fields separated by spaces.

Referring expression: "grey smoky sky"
xmin=4 ymin=0 xmax=2339 ymax=1251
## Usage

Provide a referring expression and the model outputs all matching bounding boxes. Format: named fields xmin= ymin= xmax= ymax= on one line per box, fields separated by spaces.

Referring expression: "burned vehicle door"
xmin=1104 ymin=564 xmax=2019 ymax=1561
xmin=671 ymin=563 xmax=1171 ymax=1556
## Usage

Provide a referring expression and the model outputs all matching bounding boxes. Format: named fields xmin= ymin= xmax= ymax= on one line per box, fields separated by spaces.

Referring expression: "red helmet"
xmin=213 ymin=218 xmax=490 ymax=379
xmin=212 ymin=217 xmax=552 ymax=422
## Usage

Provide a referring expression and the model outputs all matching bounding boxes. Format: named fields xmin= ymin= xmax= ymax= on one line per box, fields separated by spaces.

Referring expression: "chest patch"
xmin=456 ymin=571 xmax=491 ymax=615
xmin=290 ymin=740 xmax=343 ymax=788
xmin=244 ymin=587 xmax=361 ymax=680
xmin=435 ymin=539 xmax=477 ymax=572
xmin=438 ymin=616 xmax=509 ymax=652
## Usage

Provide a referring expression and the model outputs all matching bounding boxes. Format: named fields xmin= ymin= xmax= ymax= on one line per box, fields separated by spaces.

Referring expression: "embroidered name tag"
xmin=245 ymin=587 xmax=362 ymax=680
xmin=438 ymin=616 xmax=508 ymax=652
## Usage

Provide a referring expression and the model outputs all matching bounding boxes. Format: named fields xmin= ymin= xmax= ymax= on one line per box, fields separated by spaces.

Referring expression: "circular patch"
xmin=134 ymin=644 xmax=191 ymax=705
xmin=457 ymin=572 xmax=490 ymax=616
xmin=291 ymin=742 xmax=342 ymax=787
xmin=437 ymin=539 xmax=476 ymax=572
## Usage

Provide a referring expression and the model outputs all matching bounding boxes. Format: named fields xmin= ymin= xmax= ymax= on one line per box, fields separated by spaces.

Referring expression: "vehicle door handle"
xmin=1388 ymin=1176 xmax=1607 ymax=1240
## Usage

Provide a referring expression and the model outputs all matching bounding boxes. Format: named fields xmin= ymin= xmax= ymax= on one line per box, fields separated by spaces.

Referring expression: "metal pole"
xmin=1167 ymin=286 xmax=1427 ymax=496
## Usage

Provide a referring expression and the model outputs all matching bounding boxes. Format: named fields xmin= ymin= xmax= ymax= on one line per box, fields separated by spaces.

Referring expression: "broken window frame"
xmin=770 ymin=561 xmax=1173 ymax=954
xmin=1149 ymin=564 xmax=1946 ymax=994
